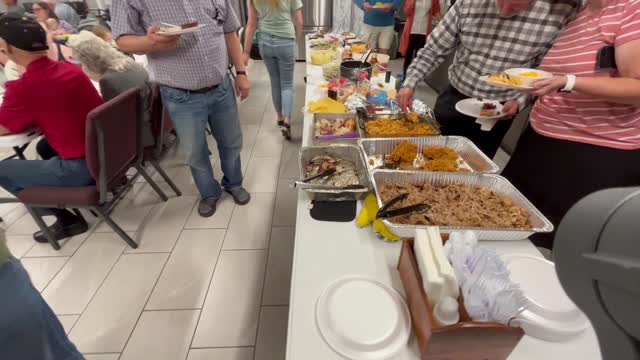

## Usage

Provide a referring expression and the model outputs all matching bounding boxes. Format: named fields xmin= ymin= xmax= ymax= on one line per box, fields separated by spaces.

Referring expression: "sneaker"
xmin=198 ymin=198 xmax=218 ymax=217
xmin=225 ymin=187 xmax=251 ymax=205
xmin=33 ymin=218 xmax=89 ymax=244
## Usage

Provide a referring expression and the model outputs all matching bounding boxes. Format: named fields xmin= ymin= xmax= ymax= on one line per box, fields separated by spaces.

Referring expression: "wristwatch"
xmin=560 ymin=74 xmax=576 ymax=93
xmin=236 ymin=70 xmax=248 ymax=77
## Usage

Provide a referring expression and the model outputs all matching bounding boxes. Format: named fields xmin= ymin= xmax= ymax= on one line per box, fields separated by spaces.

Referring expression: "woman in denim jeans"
xmin=243 ymin=0 xmax=303 ymax=140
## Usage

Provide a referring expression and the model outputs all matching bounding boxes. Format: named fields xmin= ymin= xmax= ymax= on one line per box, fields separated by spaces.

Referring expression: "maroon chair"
xmin=142 ymin=83 xmax=181 ymax=197
xmin=17 ymin=88 xmax=173 ymax=250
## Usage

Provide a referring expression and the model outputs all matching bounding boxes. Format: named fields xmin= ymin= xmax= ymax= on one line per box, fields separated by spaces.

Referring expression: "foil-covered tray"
xmin=370 ymin=170 xmax=553 ymax=240
xmin=356 ymin=109 xmax=441 ymax=138
xmin=299 ymin=144 xmax=372 ymax=201
xmin=359 ymin=136 xmax=500 ymax=174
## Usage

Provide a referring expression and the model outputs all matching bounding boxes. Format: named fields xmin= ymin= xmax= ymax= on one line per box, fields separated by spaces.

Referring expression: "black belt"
xmin=175 ymin=84 xmax=220 ymax=94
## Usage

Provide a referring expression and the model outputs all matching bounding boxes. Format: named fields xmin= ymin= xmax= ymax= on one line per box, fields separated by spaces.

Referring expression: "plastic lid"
xmin=316 ymin=276 xmax=411 ymax=359
xmin=503 ymin=254 xmax=581 ymax=321
xmin=433 ymin=296 xmax=460 ymax=326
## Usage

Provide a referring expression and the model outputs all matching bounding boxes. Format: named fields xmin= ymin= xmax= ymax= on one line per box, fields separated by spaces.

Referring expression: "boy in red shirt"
xmin=0 ymin=14 xmax=104 ymax=243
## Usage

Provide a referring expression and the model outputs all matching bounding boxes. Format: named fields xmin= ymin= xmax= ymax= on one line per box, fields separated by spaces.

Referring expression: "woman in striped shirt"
xmin=502 ymin=0 xmax=640 ymax=249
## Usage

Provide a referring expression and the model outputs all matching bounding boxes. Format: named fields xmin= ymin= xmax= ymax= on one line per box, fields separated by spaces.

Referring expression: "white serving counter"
xmin=285 ymin=43 xmax=602 ymax=360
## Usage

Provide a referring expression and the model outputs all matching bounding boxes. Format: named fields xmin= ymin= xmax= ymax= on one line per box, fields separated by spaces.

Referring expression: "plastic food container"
xmin=313 ymin=113 xmax=360 ymax=143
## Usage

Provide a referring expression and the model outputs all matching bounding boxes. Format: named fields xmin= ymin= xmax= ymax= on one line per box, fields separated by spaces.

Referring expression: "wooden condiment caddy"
xmin=397 ymin=239 xmax=524 ymax=360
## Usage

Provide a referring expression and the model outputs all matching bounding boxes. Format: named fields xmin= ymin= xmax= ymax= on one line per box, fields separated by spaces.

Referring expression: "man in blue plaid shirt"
xmin=398 ymin=0 xmax=581 ymax=158
xmin=112 ymin=0 xmax=251 ymax=218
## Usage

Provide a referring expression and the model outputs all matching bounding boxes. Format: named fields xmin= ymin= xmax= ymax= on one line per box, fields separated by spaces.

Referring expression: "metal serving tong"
xmin=300 ymin=168 xmax=336 ymax=183
xmin=376 ymin=193 xmax=431 ymax=219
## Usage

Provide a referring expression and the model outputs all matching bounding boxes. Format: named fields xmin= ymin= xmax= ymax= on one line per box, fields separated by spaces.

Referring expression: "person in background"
xmin=3 ymin=0 xmax=24 ymax=16
xmin=69 ymin=30 xmax=153 ymax=146
xmin=400 ymin=0 xmax=440 ymax=75
xmin=32 ymin=1 xmax=76 ymax=35
xmin=0 ymin=15 xmax=103 ymax=243
xmin=502 ymin=0 xmax=640 ymax=249
xmin=397 ymin=0 xmax=581 ymax=159
xmin=0 ymin=230 xmax=84 ymax=360
xmin=243 ymin=0 xmax=303 ymax=140
xmin=36 ymin=29 xmax=154 ymax=161
xmin=354 ymin=0 xmax=401 ymax=55
xmin=112 ymin=0 xmax=251 ymax=218
xmin=44 ymin=0 xmax=80 ymax=29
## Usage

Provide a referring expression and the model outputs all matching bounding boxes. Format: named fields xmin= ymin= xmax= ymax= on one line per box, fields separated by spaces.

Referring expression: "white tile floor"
xmin=2 ymin=60 xmax=302 ymax=360
xmin=1 ymin=59 xmax=509 ymax=360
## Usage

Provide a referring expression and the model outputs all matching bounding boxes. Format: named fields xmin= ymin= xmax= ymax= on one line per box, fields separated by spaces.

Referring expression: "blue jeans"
xmin=258 ymin=33 xmax=296 ymax=118
xmin=160 ymin=75 xmax=243 ymax=200
xmin=0 ymin=157 xmax=94 ymax=216
xmin=0 ymin=257 xmax=84 ymax=360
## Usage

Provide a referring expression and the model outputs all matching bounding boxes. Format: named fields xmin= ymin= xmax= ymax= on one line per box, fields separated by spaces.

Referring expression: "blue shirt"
xmin=354 ymin=0 xmax=401 ymax=27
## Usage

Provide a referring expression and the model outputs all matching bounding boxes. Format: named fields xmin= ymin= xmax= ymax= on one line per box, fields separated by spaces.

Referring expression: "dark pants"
xmin=501 ymin=125 xmax=640 ymax=249
xmin=403 ymin=34 xmax=427 ymax=75
xmin=434 ymin=85 xmax=513 ymax=159
xmin=0 ymin=156 xmax=94 ymax=216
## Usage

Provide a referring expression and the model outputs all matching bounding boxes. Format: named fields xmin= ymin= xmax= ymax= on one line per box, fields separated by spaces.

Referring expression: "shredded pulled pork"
xmin=379 ymin=182 xmax=531 ymax=229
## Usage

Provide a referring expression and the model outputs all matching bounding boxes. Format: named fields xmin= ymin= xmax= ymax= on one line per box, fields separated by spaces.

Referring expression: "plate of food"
xmin=504 ymin=68 xmax=553 ymax=86
xmin=158 ymin=22 xmax=206 ymax=35
xmin=373 ymin=1 xmax=386 ymax=8
xmin=455 ymin=98 xmax=504 ymax=119
xmin=481 ymin=68 xmax=552 ymax=90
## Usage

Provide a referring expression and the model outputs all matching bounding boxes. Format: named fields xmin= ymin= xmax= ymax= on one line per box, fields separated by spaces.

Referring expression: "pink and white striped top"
xmin=531 ymin=0 xmax=640 ymax=150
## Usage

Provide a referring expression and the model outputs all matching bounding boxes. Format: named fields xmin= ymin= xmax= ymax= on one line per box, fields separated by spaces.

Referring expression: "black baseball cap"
xmin=0 ymin=14 xmax=49 ymax=52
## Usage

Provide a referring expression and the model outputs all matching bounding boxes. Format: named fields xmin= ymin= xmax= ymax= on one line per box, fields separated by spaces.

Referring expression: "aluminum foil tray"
xmin=299 ymin=144 xmax=372 ymax=201
xmin=359 ymin=136 xmax=500 ymax=174
xmin=356 ymin=109 xmax=441 ymax=138
xmin=370 ymin=170 xmax=553 ymax=240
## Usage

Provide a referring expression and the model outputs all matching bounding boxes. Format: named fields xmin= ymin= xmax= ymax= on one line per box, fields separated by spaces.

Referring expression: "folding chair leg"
xmin=25 ymin=206 xmax=60 ymax=250
xmin=136 ymin=164 xmax=169 ymax=202
xmin=149 ymin=160 xmax=182 ymax=197
xmin=93 ymin=206 xmax=138 ymax=249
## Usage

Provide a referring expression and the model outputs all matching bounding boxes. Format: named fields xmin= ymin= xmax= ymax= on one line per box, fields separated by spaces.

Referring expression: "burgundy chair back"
xmin=147 ymin=83 xmax=174 ymax=157
xmin=149 ymin=83 xmax=163 ymax=141
xmin=86 ymin=88 xmax=141 ymax=200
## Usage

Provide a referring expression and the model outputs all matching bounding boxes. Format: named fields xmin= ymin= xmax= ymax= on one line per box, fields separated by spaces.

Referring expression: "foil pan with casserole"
xmin=371 ymin=170 xmax=553 ymax=240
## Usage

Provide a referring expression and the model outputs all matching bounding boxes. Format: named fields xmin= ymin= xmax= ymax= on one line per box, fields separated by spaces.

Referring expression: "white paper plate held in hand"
xmin=158 ymin=23 xmax=207 ymax=35
xmin=480 ymin=75 xmax=534 ymax=90
xmin=504 ymin=254 xmax=590 ymax=342
xmin=316 ymin=276 xmax=411 ymax=359
xmin=455 ymin=99 xmax=504 ymax=119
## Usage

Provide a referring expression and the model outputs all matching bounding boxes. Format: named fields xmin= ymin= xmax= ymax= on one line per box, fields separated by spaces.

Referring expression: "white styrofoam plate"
xmin=480 ymin=75 xmax=533 ymax=90
xmin=316 ymin=276 xmax=411 ymax=360
xmin=504 ymin=254 xmax=590 ymax=342
xmin=158 ymin=24 xmax=207 ymax=35
xmin=455 ymin=98 xmax=504 ymax=119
